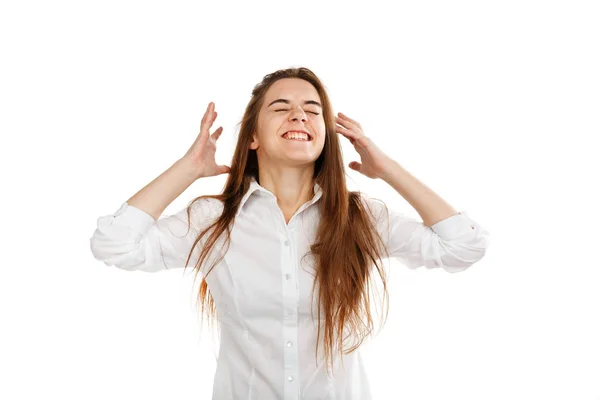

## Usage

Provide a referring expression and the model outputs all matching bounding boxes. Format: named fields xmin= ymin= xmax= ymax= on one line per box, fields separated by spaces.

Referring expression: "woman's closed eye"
xmin=275 ymin=109 xmax=320 ymax=115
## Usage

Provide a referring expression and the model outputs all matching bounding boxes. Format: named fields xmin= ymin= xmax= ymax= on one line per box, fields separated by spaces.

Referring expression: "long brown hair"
xmin=182 ymin=67 xmax=391 ymax=375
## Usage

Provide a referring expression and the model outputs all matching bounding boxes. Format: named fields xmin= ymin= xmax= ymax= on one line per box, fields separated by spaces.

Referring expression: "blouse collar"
xmin=236 ymin=175 xmax=323 ymax=217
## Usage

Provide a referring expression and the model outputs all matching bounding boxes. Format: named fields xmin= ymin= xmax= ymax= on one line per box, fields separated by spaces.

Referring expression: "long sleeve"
xmin=361 ymin=194 xmax=491 ymax=273
xmin=89 ymin=198 xmax=219 ymax=273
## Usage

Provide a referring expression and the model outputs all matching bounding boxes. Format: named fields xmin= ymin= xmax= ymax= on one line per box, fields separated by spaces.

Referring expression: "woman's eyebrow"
xmin=267 ymin=99 xmax=322 ymax=108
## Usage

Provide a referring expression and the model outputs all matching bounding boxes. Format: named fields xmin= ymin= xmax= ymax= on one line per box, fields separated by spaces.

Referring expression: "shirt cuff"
xmin=430 ymin=211 xmax=477 ymax=241
xmin=111 ymin=202 xmax=156 ymax=238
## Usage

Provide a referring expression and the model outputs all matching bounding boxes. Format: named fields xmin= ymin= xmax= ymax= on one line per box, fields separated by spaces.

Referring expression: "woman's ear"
xmin=249 ymin=133 xmax=259 ymax=150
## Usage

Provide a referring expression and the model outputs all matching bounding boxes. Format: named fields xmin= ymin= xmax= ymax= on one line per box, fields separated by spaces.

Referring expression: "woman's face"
xmin=250 ymin=78 xmax=326 ymax=166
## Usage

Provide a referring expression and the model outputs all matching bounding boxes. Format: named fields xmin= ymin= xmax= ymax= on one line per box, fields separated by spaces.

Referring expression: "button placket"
xmin=281 ymin=224 xmax=299 ymax=398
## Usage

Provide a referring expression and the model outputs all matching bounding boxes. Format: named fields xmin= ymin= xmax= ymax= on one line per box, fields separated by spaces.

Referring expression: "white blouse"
xmin=90 ymin=176 xmax=490 ymax=400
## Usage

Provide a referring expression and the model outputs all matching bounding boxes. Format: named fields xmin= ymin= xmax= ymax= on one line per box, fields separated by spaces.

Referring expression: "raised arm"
xmin=89 ymin=101 xmax=230 ymax=272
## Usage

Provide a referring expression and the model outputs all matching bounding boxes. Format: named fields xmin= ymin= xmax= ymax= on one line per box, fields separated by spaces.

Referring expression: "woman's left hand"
xmin=335 ymin=112 xmax=394 ymax=179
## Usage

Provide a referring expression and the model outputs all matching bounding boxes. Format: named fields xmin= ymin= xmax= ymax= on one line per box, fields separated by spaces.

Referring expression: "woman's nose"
xmin=289 ymin=108 xmax=307 ymax=122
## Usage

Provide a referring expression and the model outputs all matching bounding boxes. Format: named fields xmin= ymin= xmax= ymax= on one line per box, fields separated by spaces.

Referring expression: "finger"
xmin=218 ymin=165 xmax=231 ymax=175
xmin=336 ymin=125 xmax=357 ymax=139
xmin=336 ymin=116 xmax=360 ymax=131
xmin=349 ymin=161 xmax=362 ymax=171
xmin=203 ymin=102 xmax=213 ymax=120
xmin=338 ymin=111 xmax=357 ymax=124
xmin=201 ymin=102 xmax=215 ymax=130
xmin=336 ymin=130 xmax=356 ymax=146
xmin=211 ymin=126 xmax=224 ymax=140
xmin=200 ymin=106 xmax=218 ymax=131
xmin=337 ymin=128 xmax=366 ymax=148
xmin=338 ymin=112 xmax=362 ymax=129
xmin=335 ymin=115 xmax=353 ymax=128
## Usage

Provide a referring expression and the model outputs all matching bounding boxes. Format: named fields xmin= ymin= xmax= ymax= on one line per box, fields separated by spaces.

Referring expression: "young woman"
xmin=90 ymin=67 xmax=490 ymax=400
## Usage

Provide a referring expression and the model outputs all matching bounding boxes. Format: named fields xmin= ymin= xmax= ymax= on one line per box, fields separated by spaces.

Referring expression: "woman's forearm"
xmin=126 ymin=158 xmax=199 ymax=220
xmin=380 ymin=159 xmax=459 ymax=227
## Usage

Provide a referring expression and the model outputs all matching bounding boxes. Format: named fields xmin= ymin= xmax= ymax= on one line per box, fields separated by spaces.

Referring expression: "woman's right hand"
xmin=183 ymin=102 xmax=231 ymax=179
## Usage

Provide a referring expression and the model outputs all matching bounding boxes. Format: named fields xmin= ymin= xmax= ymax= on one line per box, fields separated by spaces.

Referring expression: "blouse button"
xmin=286 ymin=341 xmax=293 ymax=347
xmin=285 ymin=273 xmax=291 ymax=280
xmin=288 ymin=376 xmax=294 ymax=382
xmin=284 ymin=240 xmax=289 ymax=246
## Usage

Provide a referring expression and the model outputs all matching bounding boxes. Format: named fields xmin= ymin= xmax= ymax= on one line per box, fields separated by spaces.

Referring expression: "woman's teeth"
xmin=283 ymin=133 xmax=309 ymax=141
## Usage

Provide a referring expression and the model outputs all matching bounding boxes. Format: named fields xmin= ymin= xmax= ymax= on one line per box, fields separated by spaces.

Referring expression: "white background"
xmin=1 ymin=0 xmax=599 ymax=399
